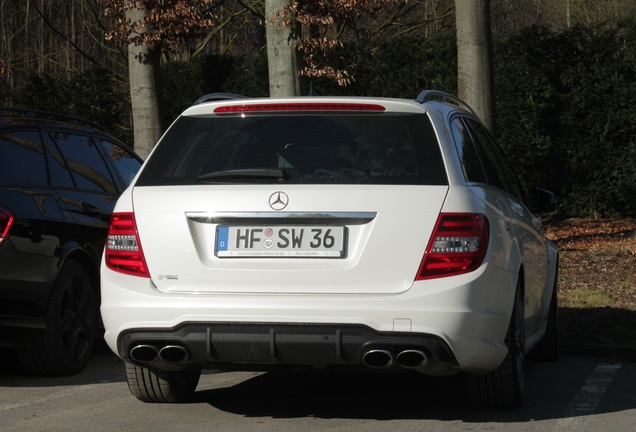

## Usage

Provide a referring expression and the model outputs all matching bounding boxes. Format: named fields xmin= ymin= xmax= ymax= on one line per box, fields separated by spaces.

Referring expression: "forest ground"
xmin=545 ymin=218 xmax=636 ymax=353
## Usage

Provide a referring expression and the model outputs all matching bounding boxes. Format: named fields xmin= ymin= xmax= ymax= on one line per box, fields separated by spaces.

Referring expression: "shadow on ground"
xmin=559 ymin=306 xmax=636 ymax=357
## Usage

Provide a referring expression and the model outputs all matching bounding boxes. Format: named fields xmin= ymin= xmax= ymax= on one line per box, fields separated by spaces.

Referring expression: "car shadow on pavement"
xmin=560 ymin=306 xmax=636 ymax=357
xmin=196 ymin=369 xmax=468 ymax=419
xmin=0 ymin=339 xmax=125 ymax=387
xmin=194 ymin=358 xmax=636 ymax=422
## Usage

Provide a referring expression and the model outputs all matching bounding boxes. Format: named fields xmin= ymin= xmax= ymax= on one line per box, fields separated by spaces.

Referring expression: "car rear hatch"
xmin=131 ymin=184 xmax=448 ymax=295
xmin=127 ymin=98 xmax=451 ymax=295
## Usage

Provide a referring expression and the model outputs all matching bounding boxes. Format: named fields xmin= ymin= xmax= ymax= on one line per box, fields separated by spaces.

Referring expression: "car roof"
xmin=0 ymin=107 xmax=108 ymax=134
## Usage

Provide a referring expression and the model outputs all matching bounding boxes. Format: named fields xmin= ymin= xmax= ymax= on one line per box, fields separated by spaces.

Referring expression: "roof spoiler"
xmin=415 ymin=90 xmax=477 ymax=116
xmin=193 ymin=93 xmax=248 ymax=105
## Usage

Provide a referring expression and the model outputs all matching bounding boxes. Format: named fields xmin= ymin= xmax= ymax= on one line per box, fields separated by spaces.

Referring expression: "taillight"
xmin=0 ymin=207 xmax=14 ymax=245
xmin=105 ymin=212 xmax=150 ymax=278
xmin=416 ymin=213 xmax=489 ymax=280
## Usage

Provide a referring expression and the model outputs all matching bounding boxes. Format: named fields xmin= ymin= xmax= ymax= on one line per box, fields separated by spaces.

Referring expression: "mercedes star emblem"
xmin=269 ymin=191 xmax=289 ymax=211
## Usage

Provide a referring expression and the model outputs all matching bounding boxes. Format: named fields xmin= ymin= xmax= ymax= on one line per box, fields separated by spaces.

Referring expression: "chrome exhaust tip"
xmin=130 ymin=345 xmax=159 ymax=363
xmin=396 ymin=350 xmax=428 ymax=369
xmin=362 ymin=349 xmax=395 ymax=368
xmin=159 ymin=345 xmax=190 ymax=363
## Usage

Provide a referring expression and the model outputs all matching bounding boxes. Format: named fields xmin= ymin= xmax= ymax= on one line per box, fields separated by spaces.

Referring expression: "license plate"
xmin=215 ymin=225 xmax=345 ymax=258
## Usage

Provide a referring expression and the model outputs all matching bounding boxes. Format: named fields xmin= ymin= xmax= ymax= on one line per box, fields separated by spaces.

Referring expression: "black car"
xmin=0 ymin=108 xmax=142 ymax=376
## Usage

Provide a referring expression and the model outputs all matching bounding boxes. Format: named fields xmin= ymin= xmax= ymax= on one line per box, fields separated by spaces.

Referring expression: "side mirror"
xmin=528 ymin=188 xmax=557 ymax=214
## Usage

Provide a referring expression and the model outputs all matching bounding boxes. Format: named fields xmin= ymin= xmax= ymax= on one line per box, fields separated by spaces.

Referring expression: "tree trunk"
xmin=125 ymin=1 xmax=163 ymax=159
xmin=265 ymin=0 xmax=299 ymax=97
xmin=455 ymin=0 xmax=496 ymax=134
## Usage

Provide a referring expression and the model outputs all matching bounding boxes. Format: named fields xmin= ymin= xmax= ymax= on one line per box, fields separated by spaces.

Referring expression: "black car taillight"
xmin=416 ymin=213 xmax=489 ymax=280
xmin=0 ymin=207 xmax=14 ymax=245
xmin=105 ymin=212 xmax=150 ymax=278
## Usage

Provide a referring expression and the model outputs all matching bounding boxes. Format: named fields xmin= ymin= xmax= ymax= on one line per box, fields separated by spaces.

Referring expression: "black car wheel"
xmin=20 ymin=260 xmax=97 ymax=376
xmin=126 ymin=362 xmax=201 ymax=403
xmin=467 ymin=279 xmax=526 ymax=408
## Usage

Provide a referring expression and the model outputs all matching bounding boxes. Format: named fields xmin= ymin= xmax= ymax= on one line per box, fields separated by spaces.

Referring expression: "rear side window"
xmin=463 ymin=119 xmax=508 ymax=190
xmin=450 ymin=118 xmax=487 ymax=184
xmin=49 ymin=132 xmax=117 ymax=194
xmin=136 ymin=113 xmax=447 ymax=186
xmin=0 ymin=130 xmax=47 ymax=186
xmin=464 ymin=119 xmax=526 ymax=200
xmin=99 ymin=140 xmax=142 ymax=187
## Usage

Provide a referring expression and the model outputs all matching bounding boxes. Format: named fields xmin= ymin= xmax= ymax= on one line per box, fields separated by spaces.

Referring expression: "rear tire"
xmin=125 ymin=362 xmax=201 ymax=403
xmin=467 ymin=281 xmax=525 ymax=408
xmin=20 ymin=261 xmax=97 ymax=376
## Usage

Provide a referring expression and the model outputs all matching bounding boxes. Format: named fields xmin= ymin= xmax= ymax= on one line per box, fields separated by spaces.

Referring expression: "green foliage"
xmin=494 ymin=26 xmax=569 ymax=203
xmin=19 ymin=69 xmax=131 ymax=142
xmin=160 ymin=51 xmax=269 ymax=124
xmin=307 ymin=33 xmax=457 ymax=97
xmin=353 ymin=33 xmax=458 ymax=98
xmin=67 ymin=69 xmax=130 ymax=136
xmin=495 ymin=22 xmax=636 ymax=218
xmin=161 ymin=58 xmax=213 ymax=125
xmin=18 ymin=74 xmax=67 ymax=110
xmin=211 ymin=50 xmax=270 ymax=99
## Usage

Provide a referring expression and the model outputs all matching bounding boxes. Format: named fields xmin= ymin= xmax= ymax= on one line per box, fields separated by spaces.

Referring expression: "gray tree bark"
xmin=125 ymin=1 xmax=163 ymax=159
xmin=265 ymin=0 xmax=299 ymax=97
xmin=455 ymin=0 xmax=496 ymax=134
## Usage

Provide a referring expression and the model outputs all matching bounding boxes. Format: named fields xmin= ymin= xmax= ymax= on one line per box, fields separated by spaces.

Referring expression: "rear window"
xmin=135 ymin=113 xmax=447 ymax=186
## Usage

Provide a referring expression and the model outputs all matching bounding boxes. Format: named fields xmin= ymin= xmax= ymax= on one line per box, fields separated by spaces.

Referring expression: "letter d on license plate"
xmin=215 ymin=225 xmax=345 ymax=258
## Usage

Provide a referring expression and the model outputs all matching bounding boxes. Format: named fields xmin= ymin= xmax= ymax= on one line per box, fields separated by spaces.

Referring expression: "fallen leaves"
xmin=545 ymin=218 xmax=636 ymax=311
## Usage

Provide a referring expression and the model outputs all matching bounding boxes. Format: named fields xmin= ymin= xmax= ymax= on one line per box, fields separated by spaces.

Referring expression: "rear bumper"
xmin=102 ymin=260 xmax=518 ymax=375
xmin=117 ymin=322 xmax=459 ymax=374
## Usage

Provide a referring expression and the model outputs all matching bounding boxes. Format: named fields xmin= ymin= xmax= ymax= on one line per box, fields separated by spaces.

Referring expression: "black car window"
xmin=463 ymin=118 xmax=514 ymax=195
xmin=43 ymin=133 xmax=75 ymax=188
xmin=450 ymin=118 xmax=487 ymax=184
xmin=49 ymin=132 xmax=117 ymax=194
xmin=0 ymin=130 xmax=47 ymax=186
xmin=99 ymin=140 xmax=142 ymax=187
xmin=460 ymin=118 xmax=505 ymax=190
xmin=136 ymin=113 xmax=448 ymax=186
xmin=467 ymin=120 xmax=526 ymax=201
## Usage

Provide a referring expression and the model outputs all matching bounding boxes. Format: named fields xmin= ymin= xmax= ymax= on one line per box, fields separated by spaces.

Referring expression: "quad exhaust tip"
xmin=396 ymin=349 xmax=427 ymax=368
xmin=362 ymin=349 xmax=395 ymax=368
xmin=159 ymin=345 xmax=190 ymax=363
xmin=129 ymin=344 xmax=159 ymax=363
xmin=362 ymin=349 xmax=428 ymax=369
xmin=129 ymin=344 xmax=190 ymax=364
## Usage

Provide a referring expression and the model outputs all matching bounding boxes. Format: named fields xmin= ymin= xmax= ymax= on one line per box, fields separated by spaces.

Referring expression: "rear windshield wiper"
xmin=198 ymin=168 xmax=288 ymax=183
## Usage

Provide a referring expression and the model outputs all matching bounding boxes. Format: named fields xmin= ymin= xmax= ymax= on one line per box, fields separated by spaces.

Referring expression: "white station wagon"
xmin=101 ymin=91 xmax=559 ymax=408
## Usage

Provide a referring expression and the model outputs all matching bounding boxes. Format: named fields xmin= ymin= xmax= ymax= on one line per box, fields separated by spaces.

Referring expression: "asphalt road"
xmin=1 ymin=342 xmax=634 ymax=432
